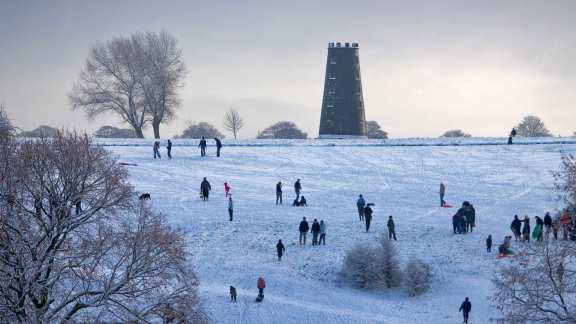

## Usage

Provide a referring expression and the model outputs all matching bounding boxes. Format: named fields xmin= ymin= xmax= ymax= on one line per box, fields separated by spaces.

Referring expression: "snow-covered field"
xmin=106 ymin=139 xmax=576 ymax=323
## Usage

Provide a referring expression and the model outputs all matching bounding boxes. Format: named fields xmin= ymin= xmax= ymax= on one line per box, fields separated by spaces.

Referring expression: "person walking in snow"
xmin=311 ymin=219 xmax=321 ymax=246
xmin=560 ymin=211 xmax=571 ymax=240
xmin=387 ymin=216 xmax=397 ymax=241
xmin=200 ymin=177 xmax=211 ymax=201
xmin=544 ymin=212 xmax=552 ymax=240
xmin=522 ymin=216 xmax=531 ymax=242
xmin=299 ymin=217 xmax=309 ymax=245
xmin=510 ymin=215 xmax=522 ymax=240
xmin=364 ymin=203 xmax=374 ymax=232
xmin=229 ymin=286 xmax=237 ymax=302
xmin=224 ymin=182 xmax=231 ymax=197
xmin=153 ymin=141 xmax=161 ymax=159
xmin=276 ymin=239 xmax=285 ymax=261
xmin=486 ymin=234 xmax=492 ymax=253
xmin=459 ymin=297 xmax=472 ymax=324
xmin=166 ymin=139 xmax=172 ymax=159
xmin=228 ymin=196 xmax=234 ymax=221
xmin=467 ymin=204 xmax=476 ymax=232
xmin=553 ymin=215 xmax=561 ymax=240
xmin=214 ymin=137 xmax=222 ymax=157
xmin=533 ymin=216 xmax=544 ymax=242
xmin=439 ymin=182 xmax=446 ymax=207
xmin=357 ymin=194 xmax=366 ymax=221
xmin=257 ymin=276 xmax=266 ymax=297
xmin=294 ymin=179 xmax=302 ymax=199
xmin=276 ymin=181 xmax=283 ymax=205
xmin=198 ymin=137 xmax=207 ymax=157
xmin=319 ymin=220 xmax=327 ymax=245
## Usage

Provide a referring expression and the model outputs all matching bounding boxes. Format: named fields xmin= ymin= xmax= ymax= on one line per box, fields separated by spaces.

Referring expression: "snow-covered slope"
xmin=107 ymin=140 xmax=576 ymax=323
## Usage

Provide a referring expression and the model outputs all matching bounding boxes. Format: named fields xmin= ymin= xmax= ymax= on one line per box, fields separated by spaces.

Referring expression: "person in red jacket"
xmin=224 ymin=182 xmax=231 ymax=197
xmin=257 ymin=276 xmax=266 ymax=297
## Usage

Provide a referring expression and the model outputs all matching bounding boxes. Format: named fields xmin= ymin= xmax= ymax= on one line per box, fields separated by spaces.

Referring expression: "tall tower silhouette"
xmin=318 ymin=42 xmax=367 ymax=138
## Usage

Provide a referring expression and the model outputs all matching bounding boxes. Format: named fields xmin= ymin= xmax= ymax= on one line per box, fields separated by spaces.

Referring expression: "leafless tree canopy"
xmin=441 ymin=129 xmax=471 ymax=138
xmin=93 ymin=125 xmax=137 ymax=138
xmin=0 ymin=103 xmax=17 ymax=140
xmin=493 ymin=243 xmax=576 ymax=323
xmin=366 ymin=121 xmax=388 ymax=139
xmin=223 ymin=108 xmax=244 ymax=139
xmin=555 ymin=154 xmax=576 ymax=209
xmin=257 ymin=121 xmax=307 ymax=139
xmin=179 ymin=121 xmax=225 ymax=139
xmin=69 ymin=31 xmax=186 ymax=139
xmin=0 ymin=133 xmax=204 ymax=323
xmin=515 ymin=115 xmax=552 ymax=137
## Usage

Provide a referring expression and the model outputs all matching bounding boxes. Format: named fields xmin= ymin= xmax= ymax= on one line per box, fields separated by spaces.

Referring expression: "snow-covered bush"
xmin=257 ymin=121 xmax=308 ymax=139
xmin=404 ymin=258 xmax=432 ymax=296
xmin=515 ymin=115 xmax=552 ymax=137
xmin=339 ymin=236 xmax=402 ymax=289
xmin=338 ymin=244 xmax=379 ymax=288
xmin=376 ymin=236 xmax=403 ymax=288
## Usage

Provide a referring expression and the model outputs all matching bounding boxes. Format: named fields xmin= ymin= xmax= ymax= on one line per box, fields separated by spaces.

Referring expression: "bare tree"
xmin=0 ymin=133 xmax=205 ymax=323
xmin=366 ymin=121 xmax=388 ymax=139
xmin=440 ymin=129 xmax=471 ymax=138
xmin=0 ymin=103 xmax=17 ymax=140
xmin=69 ymin=36 xmax=148 ymax=138
xmin=136 ymin=31 xmax=186 ymax=139
xmin=257 ymin=121 xmax=307 ymax=139
xmin=404 ymin=258 xmax=432 ymax=296
xmin=223 ymin=108 xmax=244 ymax=139
xmin=515 ymin=115 xmax=552 ymax=137
xmin=555 ymin=154 xmax=576 ymax=209
xmin=493 ymin=242 xmax=576 ymax=323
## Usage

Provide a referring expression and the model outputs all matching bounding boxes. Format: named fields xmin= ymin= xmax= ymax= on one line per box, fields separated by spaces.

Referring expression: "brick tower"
xmin=318 ymin=42 xmax=367 ymax=138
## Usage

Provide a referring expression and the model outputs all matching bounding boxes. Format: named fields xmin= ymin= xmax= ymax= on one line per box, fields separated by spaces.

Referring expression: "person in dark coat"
xmin=214 ymin=138 xmax=222 ymax=157
xmin=453 ymin=213 xmax=459 ymax=234
xmin=228 ymin=196 xmax=233 ymax=221
xmin=364 ymin=203 xmax=374 ymax=232
xmin=229 ymin=286 xmax=237 ymax=302
xmin=299 ymin=196 xmax=307 ymax=207
xmin=276 ymin=239 xmax=285 ymax=261
xmin=544 ymin=212 xmax=552 ymax=240
xmin=200 ymin=177 xmax=211 ymax=201
xmin=522 ymin=216 xmax=531 ymax=241
xmin=299 ymin=217 xmax=309 ymax=245
xmin=276 ymin=181 xmax=282 ymax=205
xmin=486 ymin=234 xmax=492 ymax=253
xmin=356 ymin=194 xmax=366 ymax=221
xmin=311 ymin=219 xmax=321 ymax=246
xmin=387 ymin=216 xmax=397 ymax=241
xmin=439 ymin=182 xmax=446 ymax=207
xmin=153 ymin=141 xmax=161 ymax=159
xmin=510 ymin=215 xmax=522 ymax=240
xmin=198 ymin=137 xmax=207 ymax=157
xmin=459 ymin=297 xmax=472 ymax=324
xmin=292 ymin=198 xmax=300 ymax=207
xmin=294 ymin=179 xmax=302 ymax=199
xmin=167 ymin=139 xmax=172 ymax=159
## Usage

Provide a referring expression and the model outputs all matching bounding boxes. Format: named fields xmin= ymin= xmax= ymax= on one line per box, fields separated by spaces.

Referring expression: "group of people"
xmin=356 ymin=194 xmax=375 ymax=232
xmin=510 ymin=211 xmax=575 ymax=243
xmin=153 ymin=139 xmax=172 ymax=159
xmin=452 ymin=201 xmax=476 ymax=234
xmin=198 ymin=137 xmax=223 ymax=157
xmin=298 ymin=217 xmax=327 ymax=246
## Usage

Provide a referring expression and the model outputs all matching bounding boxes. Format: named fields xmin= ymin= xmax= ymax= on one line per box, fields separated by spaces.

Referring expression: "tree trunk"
xmin=153 ymin=120 xmax=161 ymax=139
xmin=134 ymin=127 xmax=145 ymax=139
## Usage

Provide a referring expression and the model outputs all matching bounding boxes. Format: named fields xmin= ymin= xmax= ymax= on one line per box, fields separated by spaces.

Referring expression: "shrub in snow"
xmin=404 ymin=258 xmax=432 ymax=296
xmin=257 ymin=121 xmax=308 ymax=139
xmin=366 ymin=120 xmax=388 ymax=139
xmin=440 ymin=129 xmax=471 ymax=138
xmin=339 ymin=236 xmax=402 ymax=289
xmin=375 ymin=236 xmax=403 ymax=288
xmin=338 ymin=244 xmax=380 ymax=289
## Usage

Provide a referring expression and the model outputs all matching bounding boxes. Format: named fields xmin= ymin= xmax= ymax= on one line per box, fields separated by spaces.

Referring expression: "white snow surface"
xmin=106 ymin=139 xmax=576 ymax=323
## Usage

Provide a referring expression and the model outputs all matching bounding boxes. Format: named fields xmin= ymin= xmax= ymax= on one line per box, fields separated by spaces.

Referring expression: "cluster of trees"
xmin=0 ymin=104 xmax=17 ymax=139
xmin=257 ymin=121 xmax=308 ymax=139
xmin=366 ymin=121 xmax=388 ymax=139
xmin=93 ymin=126 xmax=137 ymax=138
xmin=178 ymin=121 xmax=225 ymax=139
xmin=339 ymin=235 xmax=432 ymax=296
xmin=69 ymin=31 xmax=186 ymax=139
xmin=0 ymin=124 xmax=205 ymax=322
xmin=441 ymin=129 xmax=471 ymax=138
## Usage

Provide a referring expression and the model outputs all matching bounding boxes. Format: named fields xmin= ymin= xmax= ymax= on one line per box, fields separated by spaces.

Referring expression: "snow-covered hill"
xmin=107 ymin=140 xmax=576 ymax=323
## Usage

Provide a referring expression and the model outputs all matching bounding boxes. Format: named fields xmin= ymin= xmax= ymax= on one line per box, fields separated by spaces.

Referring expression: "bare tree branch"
xmin=223 ymin=108 xmax=244 ymax=139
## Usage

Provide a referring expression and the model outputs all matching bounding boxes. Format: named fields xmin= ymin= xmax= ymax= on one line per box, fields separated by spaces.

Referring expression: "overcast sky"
xmin=1 ymin=0 xmax=576 ymax=138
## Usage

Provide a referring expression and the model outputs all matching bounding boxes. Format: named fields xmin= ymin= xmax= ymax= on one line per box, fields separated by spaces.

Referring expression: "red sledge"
xmin=441 ymin=203 xmax=453 ymax=208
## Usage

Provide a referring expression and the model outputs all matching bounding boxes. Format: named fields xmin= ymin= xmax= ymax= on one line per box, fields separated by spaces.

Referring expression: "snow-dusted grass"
xmin=107 ymin=140 xmax=576 ymax=323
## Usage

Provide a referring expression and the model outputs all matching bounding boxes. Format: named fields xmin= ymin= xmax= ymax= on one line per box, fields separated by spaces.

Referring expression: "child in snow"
xmin=276 ymin=240 xmax=285 ymax=261
xmin=224 ymin=182 xmax=231 ymax=197
xmin=257 ymin=276 xmax=266 ymax=297
xmin=229 ymin=286 xmax=237 ymax=302
xmin=486 ymin=235 xmax=492 ymax=253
